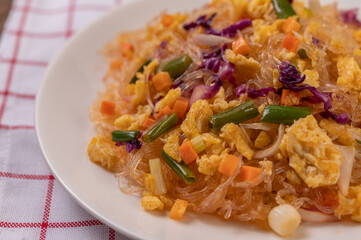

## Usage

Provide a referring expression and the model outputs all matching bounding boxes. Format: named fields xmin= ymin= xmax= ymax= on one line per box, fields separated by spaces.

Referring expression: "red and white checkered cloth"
xmin=0 ymin=0 xmax=133 ymax=239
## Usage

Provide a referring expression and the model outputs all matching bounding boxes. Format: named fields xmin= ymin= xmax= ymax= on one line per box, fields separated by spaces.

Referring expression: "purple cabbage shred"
xmin=235 ymin=84 xmax=276 ymax=98
xmin=189 ymin=75 xmax=223 ymax=106
xmin=340 ymin=8 xmax=361 ymax=27
xmin=312 ymin=37 xmax=320 ymax=47
xmin=115 ymin=132 xmax=143 ymax=153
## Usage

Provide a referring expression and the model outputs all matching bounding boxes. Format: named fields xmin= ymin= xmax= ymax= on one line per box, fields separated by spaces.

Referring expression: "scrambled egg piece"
xmin=144 ymin=174 xmax=156 ymax=194
xmin=114 ymin=114 xmax=135 ymax=130
xmin=303 ymin=69 xmax=320 ymax=88
xmin=319 ymin=119 xmax=361 ymax=146
xmin=220 ymin=123 xmax=254 ymax=160
xmin=280 ymin=115 xmax=342 ymax=188
xmin=246 ymin=0 xmax=271 ymax=19
xmin=197 ymin=149 xmax=229 ymax=176
xmin=231 ymin=0 xmax=248 ymax=20
xmin=254 ymin=131 xmax=271 ymax=149
xmin=278 ymin=49 xmax=296 ymax=62
xmin=337 ymin=57 xmax=361 ymax=91
xmin=163 ymin=132 xmax=181 ymax=162
xmin=114 ymin=105 xmax=152 ymax=130
xmin=131 ymin=80 xmax=147 ymax=107
xmin=225 ymin=49 xmax=261 ymax=70
xmin=201 ymin=133 xmax=225 ymax=155
xmin=155 ymin=88 xmax=181 ymax=112
xmin=286 ymin=170 xmax=302 ymax=185
xmin=159 ymin=195 xmax=173 ymax=208
xmin=141 ymin=196 xmax=164 ymax=211
xmin=335 ymin=186 xmax=361 ymax=222
xmin=181 ymin=100 xmax=213 ymax=137
xmin=353 ymin=29 xmax=361 ymax=46
xmin=253 ymin=19 xmax=286 ymax=44
xmin=292 ymin=0 xmax=310 ymax=19
xmin=211 ymin=99 xmax=241 ymax=114
xmin=87 ymin=135 xmax=121 ymax=171
xmin=260 ymin=160 xmax=273 ymax=176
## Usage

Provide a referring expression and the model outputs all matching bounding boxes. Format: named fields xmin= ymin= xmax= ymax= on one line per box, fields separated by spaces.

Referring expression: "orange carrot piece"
xmin=239 ymin=165 xmax=262 ymax=181
xmin=282 ymin=17 xmax=301 ymax=34
xmin=280 ymin=89 xmax=301 ymax=106
xmin=172 ymin=97 xmax=189 ymax=119
xmin=109 ymin=60 xmax=122 ymax=70
xmin=218 ymin=154 xmax=240 ymax=177
xmin=155 ymin=106 xmax=173 ymax=120
xmin=161 ymin=14 xmax=175 ymax=28
xmin=142 ymin=117 xmax=156 ymax=128
xmin=169 ymin=199 xmax=188 ymax=220
xmin=152 ymin=72 xmax=173 ymax=91
xmin=179 ymin=141 xmax=198 ymax=165
xmin=282 ymin=33 xmax=301 ymax=53
xmin=120 ymin=43 xmax=134 ymax=52
xmin=232 ymin=37 xmax=251 ymax=55
xmin=100 ymin=101 xmax=116 ymax=115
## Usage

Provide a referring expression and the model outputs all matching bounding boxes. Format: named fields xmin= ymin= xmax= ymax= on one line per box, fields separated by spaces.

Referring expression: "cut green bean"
xmin=209 ymin=101 xmax=260 ymax=131
xmin=142 ymin=113 xmax=178 ymax=143
xmin=162 ymin=54 xmax=192 ymax=79
xmin=261 ymin=105 xmax=311 ymax=125
xmin=161 ymin=150 xmax=196 ymax=184
xmin=356 ymin=139 xmax=361 ymax=146
xmin=129 ymin=59 xmax=151 ymax=84
xmin=111 ymin=130 xmax=140 ymax=142
xmin=297 ymin=49 xmax=308 ymax=59
xmin=271 ymin=0 xmax=296 ymax=19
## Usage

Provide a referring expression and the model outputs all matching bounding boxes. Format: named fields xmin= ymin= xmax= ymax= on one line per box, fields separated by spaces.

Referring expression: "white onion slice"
xmin=298 ymin=209 xmax=339 ymax=223
xmin=193 ymin=33 xmax=233 ymax=47
xmin=337 ymin=145 xmax=355 ymax=196
xmin=254 ymin=124 xmax=285 ymax=159
xmin=242 ymin=123 xmax=275 ymax=131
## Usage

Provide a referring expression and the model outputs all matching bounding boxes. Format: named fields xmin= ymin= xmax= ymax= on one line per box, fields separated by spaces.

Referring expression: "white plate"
xmin=36 ymin=0 xmax=361 ymax=239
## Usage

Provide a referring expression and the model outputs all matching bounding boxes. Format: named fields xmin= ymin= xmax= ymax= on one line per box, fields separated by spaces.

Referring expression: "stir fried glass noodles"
xmin=87 ymin=0 xmax=361 ymax=236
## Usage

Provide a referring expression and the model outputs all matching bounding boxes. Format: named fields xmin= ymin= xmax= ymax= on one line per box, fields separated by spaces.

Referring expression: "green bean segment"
xmin=142 ymin=113 xmax=178 ymax=143
xmin=129 ymin=59 xmax=151 ymax=84
xmin=111 ymin=130 xmax=140 ymax=142
xmin=161 ymin=150 xmax=196 ymax=184
xmin=261 ymin=105 xmax=311 ymax=125
xmin=271 ymin=0 xmax=296 ymax=19
xmin=297 ymin=49 xmax=308 ymax=59
xmin=209 ymin=101 xmax=260 ymax=131
xmin=162 ymin=54 xmax=192 ymax=79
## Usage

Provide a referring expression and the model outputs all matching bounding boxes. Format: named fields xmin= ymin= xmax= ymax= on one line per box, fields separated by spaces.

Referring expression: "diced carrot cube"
xmin=161 ymin=14 xmax=175 ymax=28
xmin=169 ymin=199 xmax=188 ymax=220
xmin=282 ymin=33 xmax=301 ymax=53
xmin=239 ymin=165 xmax=262 ymax=181
xmin=179 ymin=141 xmax=198 ymax=165
xmin=152 ymin=72 xmax=173 ymax=91
xmin=218 ymin=154 xmax=240 ymax=177
xmin=232 ymin=37 xmax=251 ymax=55
xmin=172 ymin=97 xmax=189 ymax=119
xmin=282 ymin=17 xmax=301 ymax=34
xmin=109 ymin=60 xmax=122 ymax=70
xmin=100 ymin=101 xmax=116 ymax=115
xmin=142 ymin=117 xmax=156 ymax=128
xmin=280 ymin=89 xmax=301 ymax=106
xmin=155 ymin=106 xmax=172 ymax=120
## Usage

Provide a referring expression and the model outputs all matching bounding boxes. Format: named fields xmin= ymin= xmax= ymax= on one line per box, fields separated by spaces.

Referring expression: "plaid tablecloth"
xmin=0 ymin=0 xmax=133 ymax=239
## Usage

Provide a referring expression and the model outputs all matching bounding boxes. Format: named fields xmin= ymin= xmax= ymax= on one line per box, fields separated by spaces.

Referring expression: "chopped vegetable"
xmin=162 ymin=54 xmax=192 ymax=79
xmin=232 ymin=36 xmax=251 ymax=55
xmin=100 ymin=101 xmax=116 ymax=115
xmin=189 ymin=75 xmax=223 ymax=107
xmin=143 ymin=113 xmax=178 ymax=143
xmin=271 ymin=0 xmax=297 ymax=19
xmin=190 ymin=135 xmax=206 ymax=153
xmin=172 ymin=97 xmax=189 ymax=119
xmin=179 ymin=141 xmax=198 ymax=165
xmin=169 ymin=199 xmax=189 ymax=220
xmin=155 ymin=105 xmax=173 ymax=120
xmin=161 ymin=14 xmax=175 ymax=27
xmin=218 ymin=154 xmax=240 ymax=177
xmin=282 ymin=33 xmax=301 ymax=53
xmin=111 ymin=130 xmax=140 ymax=142
xmin=109 ymin=60 xmax=122 ymax=70
xmin=149 ymin=158 xmax=167 ymax=195
xmin=261 ymin=105 xmax=311 ymax=125
xmin=297 ymin=49 xmax=308 ymax=59
xmin=130 ymin=59 xmax=151 ymax=84
xmin=268 ymin=204 xmax=301 ymax=237
xmin=161 ymin=150 xmax=196 ymax=184
xmin=209 ymin=101 xmax=260 ymax=131
xmin=282 ymin=17 xmax=301 ymax=34
xmin=142 ymin=117 xmax=156 ymax=129
xmin=239 ymin=166 xmax=262 ymax=181
xmin=357 ymin=139 xmax=361 ymax=146
xmin=152 ymin=71 xmax=173 ymax=91
xmin=340 ymin=9 xmax=361 ymax=27
xmin=280 ymin=89 xmax=301 ymax=106
xmin=120 ymin=43 xmax=134 ymax=52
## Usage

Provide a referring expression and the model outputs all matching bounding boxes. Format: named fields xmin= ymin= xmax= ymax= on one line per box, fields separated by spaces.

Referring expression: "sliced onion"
xmin=193 ymin=33 xmax=233 ymax=47
xmin=298 ymin=209 xmax=339 ymax=223
xmin=337 ymin=145 xmax=355 ymax=196
xmin=242 ymin=123 xmax=275 ymax=131
xmin=254 ymin=124 xmax=285 ymax=159
xmin=309 ymin=0 xmax=322 ymax=15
